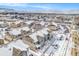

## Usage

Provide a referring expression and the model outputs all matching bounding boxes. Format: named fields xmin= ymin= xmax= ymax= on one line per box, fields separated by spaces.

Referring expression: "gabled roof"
xmin=21 ymin=27 xmax=30 ymax=32
xmin=29 ymin=28 xmax=48 ymax=43
xmin=29 ymin=32 xmax=38 ymax=43
xmin=9 ymin=29 xmax=21 ymax=35
xmin=9 ymin=40 xmax=29 ymax=51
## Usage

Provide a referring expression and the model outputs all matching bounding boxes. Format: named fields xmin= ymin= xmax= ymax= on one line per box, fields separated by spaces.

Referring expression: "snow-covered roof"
xmin=15 ymin=20 xmax=23 ymax=24
xmin=0 ymin=22 xmax=4 ymax=24
xmin=29 ymin=32 xmax=38 ymax=43
xmin=25 ymin=21 xmax=34 ymax=25
xmin=0 ymin=29 xmax=5 ymax=39
xmin=37 ymin=31 xmax=44 ymax=37
xmin=9 ymin=40 xmax=29 ymax=51
xmin=0 ymin=39 xmax=29 ymax=56
xmin=0 ymin=47 xmax=12 ymax=56
xmin=29 ymin=28 xmax=49 ymax=43
xmin=41 ymin=28 xmax=48 ymax=35
xmin=40 ymin=21 xmax=45 ymax=26
xmin=0 ymin=35 xmax=4 ymax=39
xmin=9 ymin=29 xmax=21 ymax=35
xmin=51 ymin=22 xmax=57 ymax=27
xmin=21 ymin=27 xmax=30 ymax=32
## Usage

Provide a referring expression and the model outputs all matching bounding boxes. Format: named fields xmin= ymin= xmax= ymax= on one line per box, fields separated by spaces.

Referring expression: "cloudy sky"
xmin=0 ymin=3 xmax=79 ymax=11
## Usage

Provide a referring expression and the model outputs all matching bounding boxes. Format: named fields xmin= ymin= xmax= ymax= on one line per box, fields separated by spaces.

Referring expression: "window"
xmin=36 ymin=41 xmax=40 ymax=44
xmin=48 ymin=34 xmax=50 ymax=40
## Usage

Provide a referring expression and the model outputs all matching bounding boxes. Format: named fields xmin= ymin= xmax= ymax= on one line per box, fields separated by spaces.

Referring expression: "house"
xmin=31 ymin=23 xmax=43 ymax=31
xmin=20 ymin=27 xmax=31 ymax=36
xmin=4 ymin=32 xmax=14 ymax=43
xmin=71 ymin=48 xmax=78 ymax=56
xmin=21 ymin=29 xmax=45 ymax=51
xmin=25 ymin=21 xmax=34 ymax=27
xmin=22 ymin=35 xmax=36 ymax=51
xmin=47 ymin=24 xmax=58 ymax=31
xmin=29 ymin=28 xmax=49 ymax=49
xmin=9 ymin=40 xmax=29 ymax=56
xmin=9 ymin=22 xmax=17 ymax=28
xmin=12 ymin=47 xmax=22 ymax=56
xmin=9 ymin=28 xmax=21 ymax=36
xmin=36 ymin=35 xmax=45 ymax=49
xmin=55 ymin=16 xmax=64 ymax=23
xmin=0 ymin=22 xmax=8 ymax=28
xmin=74 ymin=16 xmax=79 ymax=25
xmin=0 ymin=39 xmax=29 ymax=56
xmin=12 ymin=47 xmax=27 ymax=56
xmin=0 ymin=39 xmax=4 ymax=45
xmin=17 ymin=21 xmax=27 ymax=27
xmin=71 ymin=31 xmax=79 ymax=45
xmin=19 ymin=51 xmax=27 ymax=56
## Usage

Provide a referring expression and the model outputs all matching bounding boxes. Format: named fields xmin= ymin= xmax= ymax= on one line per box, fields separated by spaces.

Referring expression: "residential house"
xmin=0 ymin=39 xmax=4 ymax=45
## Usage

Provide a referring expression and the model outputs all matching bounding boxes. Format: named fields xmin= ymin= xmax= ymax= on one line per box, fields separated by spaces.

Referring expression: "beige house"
xmin=74 ymin=16 xmax=79 ymax=25
xmin=4 ymin=32 xmax=14 ymax=44
xmin=10 ymin=40 xmax=29 ymax=56
xmin=0 ymin=39 xmax=4 ymax=45
xmin=21 ymin=35 xmax=36 ymax=51
xmin=48 ymin=24 xmax=58 ymax=31
xmin=12 ymin=47 xmax=22 ymax=56
xmin=71 ymin=48 xmax=78 ymax=56
xmin=9 ymin=22 xmax=17 ymax=28
xmin=31 ymin=23 xmax=43 ymax=31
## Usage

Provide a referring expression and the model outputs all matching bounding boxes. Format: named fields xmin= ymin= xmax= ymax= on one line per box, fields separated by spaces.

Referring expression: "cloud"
xmin=0 ymin=3 xmax=53 ymax=10
xmin=28 ymin=5 xmax=52 ymax=10
xmin=22 ymin=4 xmax=53 ymax=10
xmin=0 ymin=3 xmax=26 ymax=6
